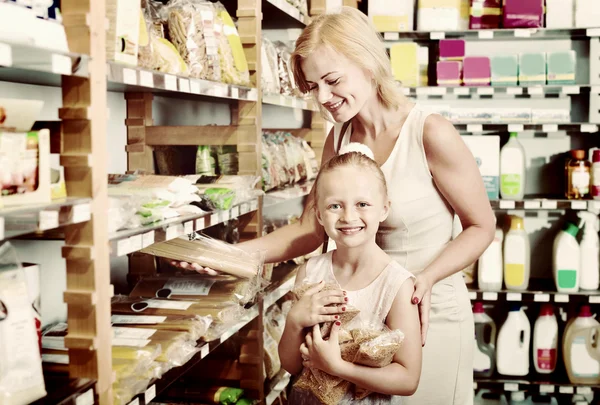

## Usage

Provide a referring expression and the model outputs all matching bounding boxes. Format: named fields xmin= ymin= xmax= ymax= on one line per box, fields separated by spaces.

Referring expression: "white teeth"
xmin=328 ymin=100 xmax=343 ymax=110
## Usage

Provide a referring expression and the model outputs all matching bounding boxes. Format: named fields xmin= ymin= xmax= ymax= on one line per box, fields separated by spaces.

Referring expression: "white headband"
xmin=339 ymin=142 xmax=375 ymax=160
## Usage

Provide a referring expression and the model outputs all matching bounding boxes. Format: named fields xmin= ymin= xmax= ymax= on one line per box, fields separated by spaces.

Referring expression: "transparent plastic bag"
xmin=110 ymin=313 xmax=212 ymax=341
xmin=265 ymin=304 xmax=285 ymax=343
xmin=213 ymin=2 xmax=250 ymax=85
xmin=263 ymin=330 xmax=281 ymax=379
xmin=353 ymin=329 xmax=404 ymax=368
xmin=261 ymin=37 xmax=281 ymax=94
xmin=294 ymin=368 xmax=350 ymax=405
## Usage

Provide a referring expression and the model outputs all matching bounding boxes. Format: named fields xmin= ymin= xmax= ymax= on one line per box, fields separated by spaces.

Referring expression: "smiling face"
xmin=301 ymin=45 xmax=376 ymax=123
xmin=316 ymin=164 xmax=389 ymax=249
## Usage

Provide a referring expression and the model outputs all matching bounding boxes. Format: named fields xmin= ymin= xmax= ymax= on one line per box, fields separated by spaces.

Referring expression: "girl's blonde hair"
xmin=291 ymin=7 xmax=403 ymax=120
xmin=313 ymin=152 xmax=388 ymax=210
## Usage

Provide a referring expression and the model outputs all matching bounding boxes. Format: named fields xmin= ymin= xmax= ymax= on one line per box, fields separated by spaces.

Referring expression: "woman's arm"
xmin=238 ymin=128 xmax=337 ymax=263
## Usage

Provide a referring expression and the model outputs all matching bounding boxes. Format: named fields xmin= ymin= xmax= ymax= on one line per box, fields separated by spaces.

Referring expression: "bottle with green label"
xmin=553 ymin=221 xmax=580 ymax=293
xmin=500 ymin=132 xmax=526 ymax=200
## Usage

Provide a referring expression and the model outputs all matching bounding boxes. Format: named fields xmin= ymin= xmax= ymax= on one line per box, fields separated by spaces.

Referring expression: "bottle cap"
xmin=564 ymin=222 xmax=580 ymax=238
xmin=473 ymin=302 xmax=485 ymax=313
xmin=540 ymin=304 xmax=554 ymax=316
xmin=579 ymin=305 xmax=592 ymax=317
xmin=509 ymin=132 xmax=518 ymax=138
xmin=511 ymin=391 xmax=526 ymax=402
xmin=510 ymin=303 xmax=522 ymax=312
xmin=510 ymin=215 xmax=525 ymax=230
xmin=570 ymin=149 xmax=586 ymax=160
xmin=593 ymin=149 xmax=600 ymax=163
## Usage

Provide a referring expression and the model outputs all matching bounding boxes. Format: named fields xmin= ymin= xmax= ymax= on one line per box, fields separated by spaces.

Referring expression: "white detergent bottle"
xmin=553 ymin=221 xmax=581 ymax=293
xmin=533 ymin=304 xmax=558 ymax=374
xmin=479 ymin=228 xmax=504 ymax=291
xmin=500 ymin=132 xmax=527 ymax=200
xmin=578 ymin=211 xmax=600 ymax=291
xmin=497 ymin=304 xmax=531 ymax=376
xmin=508 ymin=391 xmax=533 ymax=405
xmin=504 ymin=216 xmax=530 ymax=291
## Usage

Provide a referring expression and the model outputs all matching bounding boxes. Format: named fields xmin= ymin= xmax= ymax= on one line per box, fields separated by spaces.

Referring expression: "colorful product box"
xmin=546 ymin=0 xmax=574 ymax=28
xmin=519 ymin=52 xmax=546 ymax=85
xmin=417 ymin=0 xmax=462 ymax=31
xmin=463 ymin=56 xmax=491 ymax=86
xmin=546 ymin=51 xmax=576 ymax=85
xmin=503 ymin=0 xmax=544 ymax=28
xmin=369 ymin=0 xmax=414 ymax=32
xmin=469 ymin=0 xmax=501 ymax=29
xmin=439 ymin=39 xmax=466 ymax=61
xmin=390 ymin=43 xmax=419 ymax=87
xmin=491 ymin=55 xmax=519 ymax=86
xmin=437 ymin=61 xmax=463 ymax=86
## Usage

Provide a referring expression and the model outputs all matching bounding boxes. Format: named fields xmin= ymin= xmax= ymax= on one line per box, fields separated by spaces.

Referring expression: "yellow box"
xmin=391 ymin=43 xmax=419 ymax=87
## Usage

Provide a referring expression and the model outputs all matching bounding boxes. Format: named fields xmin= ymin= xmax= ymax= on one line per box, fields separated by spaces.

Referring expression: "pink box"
xmin=469 ymin=0 xmax=501 ymax=30
xmin=437 ymin=61 xmax=462 ymax=86
xmin=463 ymin=56 xmax=491 ymax=86
xmin=503 ymin=0 xmax=543 ymax=28
xmin=439 ymin=40 xmax=465 ymax=61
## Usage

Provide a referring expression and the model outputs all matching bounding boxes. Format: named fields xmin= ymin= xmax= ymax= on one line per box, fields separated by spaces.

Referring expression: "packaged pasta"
xmin=294 ymin=368 xmax=350 ymax=405
xmin=274 ymin=41 xmax=296 ymax=95
xmin=261 ymin=37 xmax=281 ymax=94
xmin=213 ymin=2 xmax=250 ymax=85
xmin=353 ymin=329 xmax=404 ymax=368
xmin=265 ymin=304 xmax=285 ymax=343
xmin=140 ymin=234 xmax=264 ymax=281
xmin=110 ymin=313 xmax=212 ymax=341
xmin=263 ymin=330 xmax=281 ymax=379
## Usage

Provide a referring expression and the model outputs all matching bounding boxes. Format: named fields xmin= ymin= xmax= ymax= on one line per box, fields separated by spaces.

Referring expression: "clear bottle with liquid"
xmin=566 ymin=149 xmax=591 ymax=199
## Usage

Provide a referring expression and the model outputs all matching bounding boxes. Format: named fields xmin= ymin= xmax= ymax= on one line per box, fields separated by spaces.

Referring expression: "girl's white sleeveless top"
xmin=333 ymin=105 xmax=455 ymax=274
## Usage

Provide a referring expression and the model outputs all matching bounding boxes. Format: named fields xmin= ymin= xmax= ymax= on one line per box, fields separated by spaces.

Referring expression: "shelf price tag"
xmin=383 ymin=32 xmax=400 ymax=41
xmin=164 ymin=74 xmax=177 ymax=91
xmin=116 ymin=238 xmax=131 ymax=256
xmin=123 ymin=68 xmax=137 ymax=85
xmin=250 ymin=200 xmax=259 ymax=211
xmin=586 ymin=28 xmax=600 ymax=37
xmin=541 ymin=200 xmax=558 ymax=209
xmin=524 ymin=200 xmax=541 ymax=209
xmin=562 ymin=86 xmax=580 ymax=95
xmin=589 ymin=295 xmax=600 ymax=304
xmin=210 ymin=213 xmax=219 ymax=225
xmin=231 ymin=87 xmax=239 ymax=99
xmin=468 ymin=291 xmax=477 ymax=300
xmin=129 ymin=234 xmax=142 ymax=252
xmin=39 ymin=210 xmax=59 ymax=231
xmin=577 ymin=386 xmax=592 ymax=395
xmin=184 ymin=221 xmax=194 ymax=235
xmin=430 ymin=32 xmax=445 ymax=40
xmin=482 ymin=292 xmax=498 ymax=301
xmin=477 ymin=87 xmax=494 ymax=96
xmin=453 ymin=87 xmax=470 ymax=96
xmin=507 ymin=87 xmax=523 ymax=95
xmin=540 ymin=385 xmax=554 ymax=393
xmin=508 ymin=124 xmax=524 ymax=132
xmin=559 ymin=386 xmax=574 ymax=394
xmin=127 ymin=398 xmax=140 ymax=405
xmin=554 ymin=294 xmax=569 ymax=303
xmin=504 ymin=383 xmax=519 ymax=391
xmin=0 ymin=43 xmax=12 ymax=67
xmin=145 ymin=385 xmax=156 ymax=403
xmin=166 ymin=224 xmax=183 ymax=240
xmin=499 ymin=200 xmax=516 ymax=209
xmin=581 ymin=124 xmax=598 ymax=133
xmin=514 ymin=29 xmax=531 ymax=38
xmin=178 ymin=78 xmax=191 ymax=93
xmin=190 ymin=80 xmax=201 ymax=94
xmin=542 ymin=124 xmax=558 ymax=133
xmin=195 ymin=217 xmax=206 ymax=230
xmin=466 ymin=124 xmax=483 ymax=133
xmin=507 ymin=293 xmax=522 ymax=301
xmin=571 ymin=201 xmax=587 ymax=210
xmin=139 ymin=70 xmax=154 ymax=88
xmin=51 ymin=54 xmax=72 ymax=75
xmin=75 ymin=389 xmax=94 ymax=405
xmin=142 ymin=231 xmax=155 ymax=248
xmin=534 ymin=293 xmax=550 ymax=302
xmin=478 ymin=30 xmax=494 ymax=39
xmin=200 ymin=344 xmax=210 ymax=358
xmin=0 ymin=217 xmax=5 ymax=241
xmin=72 ymin=203 xmax=91 ymax=223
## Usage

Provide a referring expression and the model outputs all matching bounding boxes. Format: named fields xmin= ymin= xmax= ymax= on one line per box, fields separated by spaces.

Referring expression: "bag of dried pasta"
xmin=110 ymin=313 xmax=212 ymax=341
xmin=213 ymin=2 xmax=250 ymax=85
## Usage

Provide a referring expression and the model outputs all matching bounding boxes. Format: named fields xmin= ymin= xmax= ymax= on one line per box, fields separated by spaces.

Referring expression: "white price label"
xmin=251 ymin=200 xmax=259 ymax=211
xmin=571 ymin=201 xmax=588 ymax=210
xmin=51 ymin=54 xmax=72 ymax=75
xmin=123 ymin=68 xmax=137 ymax=85
xmin=383 ymin=32 xmax=400 ymax=41
xmin=164 ymin=74 xmax=177 ymax=91
xmin=222 ymin=210 xmax=231 ymax=222
xmin=200 ymin=344 xmax=210 ymax=358
xmin=128 ymin=234 xmax=142 ymax=253
xmin=117 ymin=238 xmax=131 ymax=256
xmin=542 ymin=124 xmax=558 ymax=133
xmin=0 ymin=43 xmax=13 ymax=67
xmin=72 ymin=203 xmax=91 ymax=223
xmin=402 ymin=87 xmax=411 ymax=96
xmin=166 ymin=224 xmax=183 ymax=240
xmin=139 ymin=70 xmax=154 ymax=88
xmin=146 ymin=299 xmax=194 ymax=310
xmin=0 ymin=217 xmax=5 ymax=241
xmin=534 ymin=293 xmax=550 ymax=302
xmin=467 ymin=124 xmax=483 ymax=133
xmin=559 ymin=386 xmax=574 ymax=394
xmin=555 ymin=294 xmax=569 ymax=303
xmin=291 ymin=98 xmax=299 ymax=108
xmin=232 ymin=206 xmax=241 ymax=218
xmin=504 ymin=383 xmax=519 ymax=391
xmin=430 ymin=32 xmax=445 ymax=40
xmin=507 ymin=293 xmax=522 ymax=301
xmin=76 ymin=389 xmax=95 ymax=405
xmin=39 ymin=210 xmax=59 ymax=231
xmin=145 ymin=385 xmax=157 ymax=403
xmin=178 ymin=78 xmax=191 ymax=93
xmin=195 ymin=217 xmax=206 ymax=230
xmin=127 ymin=398 xmax=140 ymax=405
xmin=528 ymin=86 xmax=543 ymax=95
xmin=562 ymin=86 xmax=580 ymax=95
xmin=473 ymin=382 xmax=478 ymax=390
xmin=142 ymin=231 xmax=155 ymax=248
xmin=508 ymin=124 xmax=524 ymax=132
xmin=586 ymin=28 xmax=600 ymax=37
xmin=524 ymin=200 xmax=541 ymax=209
xmin=499 ymin=200 xmax=516 ymax=209
xmin=577 ymin=386 xmax=592 ymax=395
xmin=540 ymin=385 xmax=555 ymax=393
xmin=507 ymin=87 xmax=523 ymax=95
xmin=210 ymin=213 xmax=219 ymax=225
xmin=184 ymin=221 xmax=194 ymax=235
xmin=231 ymin=87 xmax=239 ymax=99
xmin=478 ymin=30 xmax=494 ymax=39
xmin=589 ymin=295 xmax=600 ymax=304
xmin=542 ymin=200 xmax=558 ymax=209
xmin=190 ymin=80 xmax=201 ymax=94
xmin=477 ymin=87 xmax=494 ymax=96
xmin=514 ymin=29 xmax=531 ymax=38
xmin=468 ymin=291 xmax=477 ymax=300
xmin=453 ymin=87 xmax=470 ymax=96
xmin=482 ymin=292 xmax=498 ymax=301
xmin=581 ymin=124 xmax=598 ymax=133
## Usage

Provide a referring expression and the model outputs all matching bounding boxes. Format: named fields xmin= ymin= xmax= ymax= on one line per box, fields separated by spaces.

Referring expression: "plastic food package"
xmin=353 ymin=329 xmax=404 ymax=368
xmin=274 ymin=41 xmax=299 ymax=96
xmin=167 ymin=0 xmax=220 ymax=81
xmin=140 ymin=234 xmax=264 ymax=280
xmin=265 ymin=304 xmax=285 ymax=343
xmin=110 ymin=313 xmax=212 ymax=341
xmin=0 ymin=242 xmax=47 ymax=405
xmin=198 ymin=386 xmax=245 ymax=404
xmin=294 ymin=368 xmax=351 ymax=405
xmin=261 ymin=37 xmax=281 ymax=94
xmin=185 ymin=174 xmax=262 ymax=207
xmin=263 ymin=330 xmax=281 ymax=379
xmin=213 ymin=2 xmax=250 ymax=86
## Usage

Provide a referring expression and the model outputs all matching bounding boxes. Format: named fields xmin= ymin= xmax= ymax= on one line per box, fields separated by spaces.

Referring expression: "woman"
xmin=182 ymin=7 xmax=495 ymax=405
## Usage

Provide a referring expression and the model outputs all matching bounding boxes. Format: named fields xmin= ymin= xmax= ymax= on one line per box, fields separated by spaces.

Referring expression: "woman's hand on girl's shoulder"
xmin=288 ymin=281 xmax=347 ymax=329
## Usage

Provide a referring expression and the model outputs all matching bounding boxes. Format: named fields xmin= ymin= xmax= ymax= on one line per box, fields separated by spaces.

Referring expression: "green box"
xmin=547 ymin=50 xmax=576 ymax=84
xmin=519 ymin=52 xmax=546 ymax=85
xmin=491 ymin=55 xmax=519 ymax=86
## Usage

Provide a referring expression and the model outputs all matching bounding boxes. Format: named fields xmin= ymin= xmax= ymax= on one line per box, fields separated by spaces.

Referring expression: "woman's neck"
xmin=352 ymin=96 xmax=413 ymax=139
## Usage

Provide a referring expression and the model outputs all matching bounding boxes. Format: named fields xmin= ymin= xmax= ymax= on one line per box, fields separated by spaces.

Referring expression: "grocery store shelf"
xmin=382 ymin=27 xmax=600 ymax=43
xmin=1 ymin=198 xmax=91 ymax=241
xmin=404 ymin=85 xmax=590 ymax=99
xmin=474 ymin=376 xmax=598 ymax=396
xmin=264 ymin=181 xmax=313 ymax=208
xmin=107 ymin=63 xmax=258 ymax=102
xmin=263 ymin=0 xmax=309 ymax=27
xmin=109 ymin=199 xmax=259 ymax=257
xmin=454 ymin=123 xmax=599 ymax=134
xmin=262 ymin=92 xmax=316 ymax=111
xmin=0 ymin=40 xmax=88 ymax=86
xmin=33 ymin=376 xmax=96 ymax=405
xmin=490 ymin=199 xmax=600 ymax=211
xmin=469 ymin=279 xmax=600 ymax=304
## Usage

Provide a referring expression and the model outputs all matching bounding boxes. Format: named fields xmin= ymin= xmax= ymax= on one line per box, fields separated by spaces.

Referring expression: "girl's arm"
xmin=302 ymin=278 xmax=422 ymax=396
xmin=238 ymin=128 xmax=337 ymax=263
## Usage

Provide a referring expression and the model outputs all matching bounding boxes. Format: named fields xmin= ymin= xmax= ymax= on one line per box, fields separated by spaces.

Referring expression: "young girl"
xmin=279 ymin=144 xmax=422 ymax=404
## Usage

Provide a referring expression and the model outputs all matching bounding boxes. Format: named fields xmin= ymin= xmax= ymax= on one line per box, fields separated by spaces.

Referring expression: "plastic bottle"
xmin=474 ymin=389 xmax=508 ymax=405
xmin=578 ymin=211 xmax=600 ymax=291
xmin=533 ymin=304 xmax=558 ymax=374
xmin=497 ymin=304 xmax=531 ymax=376
xmin=553 ymin=221 xmax=580 ymax=293
xmin=478 ymin=228 xmax=504 ymax=291
xmin=563 ymin=305 xmax=600 ymax=384
xmin=508 ymin=392 xmax=532 ymax=405
xmin=500 ymin=132 xmax=527 ymax=200
xmin=473 ymin=302 xmax=497 ymax=378
xmin=566 ymin=149 xmax=591 ymax=199
xmin=592 ymin=149 xmax=600 ymax=200
xmin=504 ymin=215 xmax=530 ymax=291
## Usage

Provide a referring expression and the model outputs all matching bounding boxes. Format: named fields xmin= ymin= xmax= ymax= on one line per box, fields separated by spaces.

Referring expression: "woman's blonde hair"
xmin=291 ymin=7 xmax=403 ymax=119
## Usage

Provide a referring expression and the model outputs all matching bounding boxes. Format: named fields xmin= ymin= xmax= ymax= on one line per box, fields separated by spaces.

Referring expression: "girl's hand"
xmin=411 ymin=273 xmax=433 ymax=346
xmin=170 ymin=261 xmax=221 ymax=276
xmin=300 ymin=323 xmax=344 ymax=375
xmin=288 ymin=281 xmax=347 ymax=329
